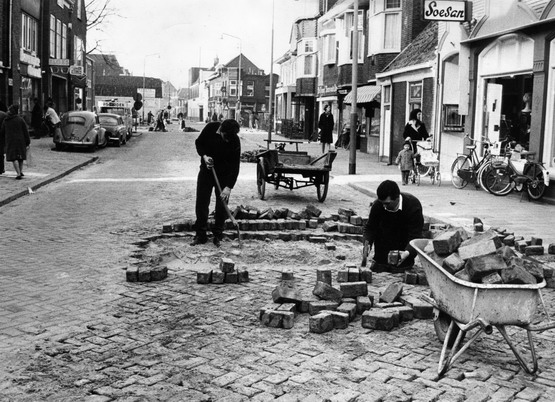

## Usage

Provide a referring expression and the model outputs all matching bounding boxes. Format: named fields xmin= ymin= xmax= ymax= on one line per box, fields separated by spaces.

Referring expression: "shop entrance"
xmin=485 ymin=74 xmax=533 ymax=148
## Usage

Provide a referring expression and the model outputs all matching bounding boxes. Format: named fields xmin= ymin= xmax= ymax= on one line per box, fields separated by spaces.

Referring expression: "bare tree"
xmin=85 ymin=0 xmax=120 ymax=54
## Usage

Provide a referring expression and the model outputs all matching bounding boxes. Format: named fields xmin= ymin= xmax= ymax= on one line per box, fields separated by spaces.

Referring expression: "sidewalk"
xmin=241 ymin=129 xmax=555 ymax=246
xmin=0 ymin=136 xmax=97 ymax=207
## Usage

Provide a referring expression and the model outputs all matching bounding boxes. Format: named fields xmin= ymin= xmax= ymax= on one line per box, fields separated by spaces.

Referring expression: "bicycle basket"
xmin=457 ymin=168 xmax=475 ymax=182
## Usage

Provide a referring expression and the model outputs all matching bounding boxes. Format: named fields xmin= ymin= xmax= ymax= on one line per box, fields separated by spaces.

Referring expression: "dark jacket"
xmin=318 ymin=112 xmax=334 ymax=144
xmin=0 ymin=110 xmax=7 ymax=152
xmin=402 ymin=121 xmax=429 ymax=143
xmin=0 ymin=112 xmax=30 ymax=161
xmin=195 ymin=122 xmax=241 ymax=189
xmin=31 ymin=102 xmax=43 ymax=128
xmin=363 ymin=192 xmax=424 ymax=259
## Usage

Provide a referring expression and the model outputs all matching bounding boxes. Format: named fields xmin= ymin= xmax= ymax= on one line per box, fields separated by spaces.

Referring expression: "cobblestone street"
xmin=1 ymin=122 xmax=555 ymax=401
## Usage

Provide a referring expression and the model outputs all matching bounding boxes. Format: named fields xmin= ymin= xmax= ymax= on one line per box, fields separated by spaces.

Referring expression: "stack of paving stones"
xmin=126 ymin=264 xmax=168 ymax=283
xmin=422 ymin=219 xmax=555 ymax=287
xmin=161 ymin=204 xmax=367 ymax=243
xmin=196 ymin=258 xmax=249 ymax=285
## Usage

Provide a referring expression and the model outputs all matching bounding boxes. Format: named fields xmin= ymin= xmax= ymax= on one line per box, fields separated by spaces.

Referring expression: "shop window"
xmin=408 ymin=81 xmax=422 ymax=111
xmin=443 ymin=105 xmax=465 ymax=132
xmin=229 ymin=80 xmax=237 ymax=96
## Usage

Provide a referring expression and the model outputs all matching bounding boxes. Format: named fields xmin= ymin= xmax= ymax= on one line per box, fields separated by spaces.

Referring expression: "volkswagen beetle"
xmin=54 ymin=111 xmax=108 ymax=151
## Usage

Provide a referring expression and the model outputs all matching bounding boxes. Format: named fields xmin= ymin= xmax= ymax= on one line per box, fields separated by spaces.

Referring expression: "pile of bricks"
xmin=196 ymin=258 xmax=249 ymax=285
xmin=425 ymin=224 xmax=555 ymax=286
xmin=126 ymin=265 xmax=168 ymax=283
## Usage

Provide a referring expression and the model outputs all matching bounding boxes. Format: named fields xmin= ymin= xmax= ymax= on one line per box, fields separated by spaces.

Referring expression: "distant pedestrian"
xmin=31 ymin=98 xmax=43 ymax=139
xmin=317 ymin=104 xmax=334 ymax=153
xmin=212 ymin=112 xmax=218 ymax=122
xmin=44 ymin=99 xmax=61 ymax=139
xmin=191 ymin=119 xmax=241 ymax=247
xmin=0 ymin=104 xmax=31 ymax=180
xmin=147 ymin=111 xmax=153 ymax=125
xmin=395 ymin=140 xmax=415 ymax=185
xmin=0 ymin=101 xmax=7 ymax=174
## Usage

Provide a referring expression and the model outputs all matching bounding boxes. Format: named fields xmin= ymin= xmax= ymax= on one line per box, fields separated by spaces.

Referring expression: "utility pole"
xmin=349 ymin=0 xmax=359 ymax=174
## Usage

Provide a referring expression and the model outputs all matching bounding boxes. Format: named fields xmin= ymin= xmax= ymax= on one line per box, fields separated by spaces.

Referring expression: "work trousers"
xmin=194 ymin=167 xmax=228 ymax=239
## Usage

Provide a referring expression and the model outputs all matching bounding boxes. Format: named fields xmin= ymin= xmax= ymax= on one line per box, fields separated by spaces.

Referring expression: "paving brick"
xmin=308 ymin=236 xmax=327 ymax=243
xmin=281 ymin=271 xmax=295 ymax=280
xmin=465 ymin=254 xmax=507 ymax=281
xmin=326 ymin=310 xmax=350 ymax=329
xmin=272 ymin=285 xmax=303 ymax=304
xmin=137 ymin=267 xmax=151 ymax=282
xmin=225 ymin=270 xmax=238 ymax=283
xmin=525 ymin=245 xmax=544 ymax=256
xmin=361 ymin=310 xmax=399 ymax=331
xmin=126 ymin=266 xmax=139 ymax=282
xmin=442 ymin=253 xmax=465 ymax=275
xmin=316 ymin=268 xmax=332 ymax=285
xmin=400 ymin=296 xmax=433 ymax=319
xmin=340 ymin=281 xmax=368 ymax=298
xmin=312 ymin=281 xmax=343 ymax=302
xmin=337 ymin=269 xmax=349 ymax=283
xmin=309 ymin=312 xmax=334 ymax=333
xmin=548 ymin=243 xmax=555 ymax=254
xmin=356 ymin=296 xmax=373 ymax=314
xmin=322 ymin=222 xmax=338 ymax=232
xmin=308 ymin=301 xmax=339 ymax=316
xmin=404 ymin=271 xmax=418 ymax=284
xmin=337 ymin=303 xmax=357 ymax=321
xmin=433 ymin=229 xmax=463 ymax=255
xmin=280 ymin=311 xmax=295 ymax=329
xmin=237 ymin=269 xmax=250 ymax=283
xmin=379 ymin=282 xmax=403 ymax=303
xmin=325 ymin=242 xmax=336 ymax=251
xmin=348 ymin=267 xmax=360 ymax=282
xmin=394 ymin=306 xmax=414 ymax=322
xmin=481 ymin=272 xmax=502 ymax=285
xmin=500 ymin=265 xmax=537 ymax=285
xmin=360 ymin=267 xmax=372 ymax=283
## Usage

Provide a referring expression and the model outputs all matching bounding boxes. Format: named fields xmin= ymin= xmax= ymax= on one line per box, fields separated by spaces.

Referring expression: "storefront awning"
xmin=344 ymin=85 xmax=380 ymax=105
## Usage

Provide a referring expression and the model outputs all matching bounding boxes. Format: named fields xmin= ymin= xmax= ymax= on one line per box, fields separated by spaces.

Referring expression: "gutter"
xmin=376 ymin=61 xmax=434 ymax=80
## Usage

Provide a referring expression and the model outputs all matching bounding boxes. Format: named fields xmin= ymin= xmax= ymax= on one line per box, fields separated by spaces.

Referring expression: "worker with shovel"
xmin=191 ymin=119 xmax=241 ymax=247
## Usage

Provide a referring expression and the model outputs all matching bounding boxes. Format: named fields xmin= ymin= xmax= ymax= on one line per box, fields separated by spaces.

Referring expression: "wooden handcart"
xmin=256 ymin=148 xmax=337 ymax=202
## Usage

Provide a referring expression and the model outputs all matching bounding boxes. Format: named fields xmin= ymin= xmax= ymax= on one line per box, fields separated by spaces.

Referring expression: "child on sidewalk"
xmin=395 ymin=140 xmax=415 ymax=185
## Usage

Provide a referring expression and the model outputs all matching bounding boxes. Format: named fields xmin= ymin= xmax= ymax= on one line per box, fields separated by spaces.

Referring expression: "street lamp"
xmin=142 ymin=52 xmax=160 ymax=123
xmin=221 ymin=33 xmax=242 ymax=123
xmin=349 ymin=0 xmax=359 ymax=174
xmin=267 ymin=0 xmax=276 ymax=147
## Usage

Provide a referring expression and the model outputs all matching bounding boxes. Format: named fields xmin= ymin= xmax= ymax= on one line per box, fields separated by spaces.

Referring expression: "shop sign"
xmin=20 ymin=50 xmax=40 ymax=66
xmin=69 ymin=65 xmax=84 ymax=76
xmin=49 ymin=58 xmax=70 ymax=66
xmin=27 ymin=65 xmax=42 ymax=78
xmin=423 ymin=1 xmax=470 ymax=22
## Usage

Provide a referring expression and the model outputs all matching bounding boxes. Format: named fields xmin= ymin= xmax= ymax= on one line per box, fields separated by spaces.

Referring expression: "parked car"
xmin=54 ymin=111 xmax=108 ymax=151
xmin=98 ymin=101 xmax=133 ymax=140
xmin=98 ymin=113 xmax=128 ymax=146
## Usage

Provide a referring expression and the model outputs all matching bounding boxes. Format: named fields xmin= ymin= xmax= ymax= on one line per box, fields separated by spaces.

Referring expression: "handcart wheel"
xmin=316 ymin=172 xmax=330 ymax=202
xmin=257 ymin=159 xmax=266 ymax=200
xmin=433 ymin=309 xmax=465 ymax=347
xmin=274 ymin=173 xmax=280 ymax=189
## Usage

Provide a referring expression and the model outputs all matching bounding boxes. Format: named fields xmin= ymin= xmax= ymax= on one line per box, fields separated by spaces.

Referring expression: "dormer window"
xmin=368 ymin=0 xmax=401 ymax=55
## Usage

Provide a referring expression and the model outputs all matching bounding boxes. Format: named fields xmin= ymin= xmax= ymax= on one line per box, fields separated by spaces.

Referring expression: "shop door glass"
xmin=486 ymin=83 xmax=503 ymax=154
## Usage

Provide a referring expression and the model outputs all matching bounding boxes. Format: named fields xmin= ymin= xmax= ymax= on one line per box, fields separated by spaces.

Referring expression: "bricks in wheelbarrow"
xmin=361 ymin=310 xmax=399 ymax=331
xmin=433 ymin=229 xmax=463 ymax=255
xmin=500 ymin=264 xmax=537 ymax=285
xmin=442 ymin=253 xmax=465 ymax=275
xmin=465 ymin=254 xmax=507 ymax=281
xmin=457 ymin=230 xmax=502 ymax=260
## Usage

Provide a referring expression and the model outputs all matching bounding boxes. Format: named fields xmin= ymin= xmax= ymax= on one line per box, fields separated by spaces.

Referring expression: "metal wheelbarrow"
xmin=411 ymin=239 xmax=555 ymax=377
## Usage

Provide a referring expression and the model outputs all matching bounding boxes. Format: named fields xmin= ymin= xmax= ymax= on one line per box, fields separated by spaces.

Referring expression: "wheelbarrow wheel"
xmin=257 ymin=159 xmax=266 ymax=200
xmin=434 ymin=309 xmax=465 ymax=347
xmin=316 ymin=172 xmax=330 ymax=202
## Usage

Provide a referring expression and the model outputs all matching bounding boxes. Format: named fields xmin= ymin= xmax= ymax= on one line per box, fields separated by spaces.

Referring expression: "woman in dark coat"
xmin=0 ymin=104 xmax=30 ymax=180
xmin=402 ymin=108 xmax=429 ymax=149
xmin=318 ymin=104 xmax=334 ymax=153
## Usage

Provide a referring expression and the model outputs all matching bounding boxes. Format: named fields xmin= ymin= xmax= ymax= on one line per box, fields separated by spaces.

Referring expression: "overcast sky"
xmin=88 ymin=0 xmax=319 ymax=88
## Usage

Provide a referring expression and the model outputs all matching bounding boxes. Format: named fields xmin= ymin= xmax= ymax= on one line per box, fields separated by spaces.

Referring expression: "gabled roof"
xmin=382 ymin=22 xmax=438 ymax=73
xmin=224 ymin=54 xmax=259 ymax=71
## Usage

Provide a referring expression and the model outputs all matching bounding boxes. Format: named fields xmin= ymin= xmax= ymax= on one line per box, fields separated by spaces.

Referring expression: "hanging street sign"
xmin=423 ymin=1 xmax=471 ymax=22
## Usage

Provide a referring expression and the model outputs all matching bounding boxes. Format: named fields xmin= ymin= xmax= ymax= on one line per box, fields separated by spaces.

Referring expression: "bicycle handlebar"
xmin=464 ymin=133 xmax=493 ymax=146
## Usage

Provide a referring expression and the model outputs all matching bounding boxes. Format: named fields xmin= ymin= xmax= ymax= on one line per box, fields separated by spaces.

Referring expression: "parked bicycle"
xmin=483 ymin=145 xmax=549 ymax=200
xmin=450 ymin=134 xmax=498 ymax=191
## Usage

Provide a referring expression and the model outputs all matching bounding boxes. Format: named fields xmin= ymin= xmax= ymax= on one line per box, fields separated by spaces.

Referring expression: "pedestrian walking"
xmin=395 ymin=140 xmax=415 ymax=185
xmin=147 ymin=111 xmax=154 ymax=125
xmin=44 ymin=99 xmax=61 ymax=139
xmin=317 ymin=104 xmax=334 ymax=153
xmin=0 ymin=104 xmax=31 ymax=180
xmin=191 ymin=119 xmax=241 ymax=247
xmin=363 ymin=180 xmax=424 ymax=271
xmin=402 ymin=108 xmax=429 ymax=168
xmin=31 ymin=98 xmax=43 ymax=139
xmin=0 ymin=101 xmax=7 ymax=175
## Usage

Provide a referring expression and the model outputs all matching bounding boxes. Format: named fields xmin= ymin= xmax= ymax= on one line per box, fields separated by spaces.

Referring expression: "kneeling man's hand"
xmin=397 ymin=250 xmax=410 ymax=265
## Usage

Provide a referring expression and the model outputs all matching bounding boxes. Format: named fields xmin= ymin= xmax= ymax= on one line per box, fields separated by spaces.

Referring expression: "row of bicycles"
xmin=450 ymin=135 xmax=550 ymax=200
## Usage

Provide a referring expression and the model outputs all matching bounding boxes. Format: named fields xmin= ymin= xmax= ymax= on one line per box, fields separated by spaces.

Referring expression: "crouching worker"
xmin=363 ymin=180 xmax=424 ymax=271
xmin=191 ymin=119 xmax=241 ymax=247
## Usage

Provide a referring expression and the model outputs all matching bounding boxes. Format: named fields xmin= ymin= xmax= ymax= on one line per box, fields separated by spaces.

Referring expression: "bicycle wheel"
xmin=483 ymin=165 xmax=513 ymax=196
xmin=477 ymin=161 xmax=494 ymax=193
xmin=451 ymin=156 xmax=472 ymax=189
xmin=526 ymin=163 xmax=546 ymax=200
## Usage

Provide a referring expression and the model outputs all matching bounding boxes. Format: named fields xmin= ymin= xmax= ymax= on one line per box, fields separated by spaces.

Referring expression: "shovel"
xmin=210 ymin=167 xmax=242 ymax=248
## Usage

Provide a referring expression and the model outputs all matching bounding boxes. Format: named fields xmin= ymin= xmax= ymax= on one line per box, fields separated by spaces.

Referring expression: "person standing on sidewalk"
xmin=0 ymin=104 xmax=30 ymax=180
xmin=0 ymin=102 xmax=7 ymax=174
xmin=363 ymin=180 xmax=424 ymax=271
xmin=395 ymin=140 xmax=415 ymax=185
xmin=191 ymin=119 xmax=241 ymax=247
xmin=31 ymin=98 xmax=43 ymax=139
xmin=317 ymin=104 xmax=334 ymax=153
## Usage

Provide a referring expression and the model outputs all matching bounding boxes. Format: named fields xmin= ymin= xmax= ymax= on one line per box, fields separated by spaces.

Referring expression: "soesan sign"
xmin=423 ymin=0 xmax=471 ymax=22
